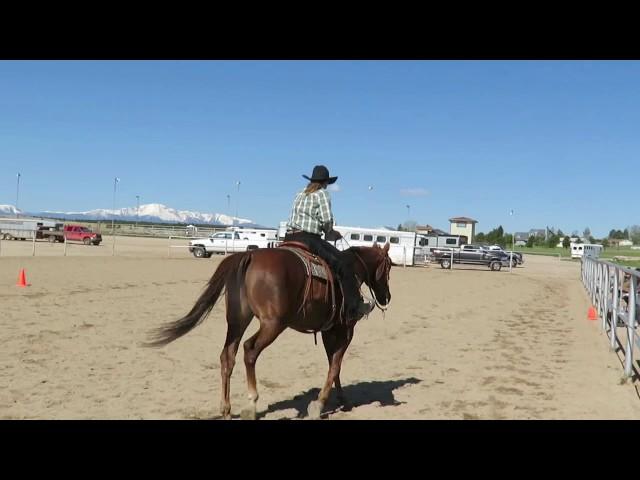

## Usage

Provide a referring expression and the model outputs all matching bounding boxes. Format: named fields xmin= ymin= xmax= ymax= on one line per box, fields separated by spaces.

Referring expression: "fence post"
xmin=624 ymin=275 xmax=637 ymax=378
xmin=64 ymin=238 xmax=68 ymax=256
xmin=602 ymin=264 xmax=610 ymax=333
xmin=403 ymin=247 xmax=406 ymax=268
xmin=168 ymin=236 xmax=171 ymax=258
xmin=32 ymin=234 xmax=36 ymax=256
xmin=610 ymin=270 xmax=618 ymax=351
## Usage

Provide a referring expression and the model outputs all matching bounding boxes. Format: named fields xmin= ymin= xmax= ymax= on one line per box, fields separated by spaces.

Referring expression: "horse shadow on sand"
xmin=254 ymin=377 xmax=421 ymax=419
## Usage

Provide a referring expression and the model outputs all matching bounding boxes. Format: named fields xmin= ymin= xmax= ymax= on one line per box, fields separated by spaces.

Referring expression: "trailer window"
xmin=376 ymin=236 xmax=387 ymax=243
xmin=446 ymin=238 xmax=457 ymax=245
xmin=363 ymin=235 xmax=373 ymax=242
xmin=418 ymin=238 xmax=427 ymax=246
xmin=350 ymin=234 xmax=360 ymax=240
xmin=390 ymin=237 xmax=400 ymax=244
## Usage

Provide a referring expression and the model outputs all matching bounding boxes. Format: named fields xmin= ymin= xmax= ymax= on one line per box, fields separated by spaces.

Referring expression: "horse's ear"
xmin=383 ymin=242 xmax=390 ymax=253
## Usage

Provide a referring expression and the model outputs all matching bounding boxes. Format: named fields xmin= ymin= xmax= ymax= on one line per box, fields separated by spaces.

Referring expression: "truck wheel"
xmin=83 ymin=237 xmax=91 ymax=245
xmin=490 ymin=261 xmax=502 ymax=271
xmin=246 ymin=245 xmax=258 ymax=251
xmin=48 ymin=235 xmax=56 ymax=243
xmin=193 ymin=247 xmax=206 ymax=258
xmin=440 ymin=258 xmax=452 ymax=269
xmin=511 ymin=258 xmax=517 ymax=267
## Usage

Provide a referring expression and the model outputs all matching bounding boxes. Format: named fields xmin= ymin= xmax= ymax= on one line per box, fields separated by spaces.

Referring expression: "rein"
xmin=338 ymin=237 xmax=389 ymax=313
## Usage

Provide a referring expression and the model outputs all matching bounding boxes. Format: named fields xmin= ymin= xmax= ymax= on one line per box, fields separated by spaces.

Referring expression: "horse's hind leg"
xmin=219 ymin=315 xmax=252 ymax=419
xmin=240 ymin=319 xmax=285 ymax=420
xmin=219 ymin=285 xmax=253 ymax=419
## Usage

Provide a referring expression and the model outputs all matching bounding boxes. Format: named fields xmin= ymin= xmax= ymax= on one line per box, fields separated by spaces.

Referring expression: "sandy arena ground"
xmin=1 ymin=235 xmax=639 ymax=419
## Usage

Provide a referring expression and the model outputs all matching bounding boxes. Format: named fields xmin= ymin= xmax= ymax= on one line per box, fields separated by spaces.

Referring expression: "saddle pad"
xmin=280 ymin=246 xmax=328 ymax=281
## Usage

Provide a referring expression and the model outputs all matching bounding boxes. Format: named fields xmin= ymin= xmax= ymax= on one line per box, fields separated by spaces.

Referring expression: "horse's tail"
xmin=144 ymin=252 xmax=252 ymax=347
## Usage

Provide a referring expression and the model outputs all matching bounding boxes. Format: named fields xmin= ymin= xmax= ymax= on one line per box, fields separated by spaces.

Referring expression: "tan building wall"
xmin=449 ymin=221 xmax=476 ymax=242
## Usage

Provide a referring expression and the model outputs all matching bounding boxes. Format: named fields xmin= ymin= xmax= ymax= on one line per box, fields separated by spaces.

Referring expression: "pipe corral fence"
xmin=581 ymin=256 xmax=639 ymax=381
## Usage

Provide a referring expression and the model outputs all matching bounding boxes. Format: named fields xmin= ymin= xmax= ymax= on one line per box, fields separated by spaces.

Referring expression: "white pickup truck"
xmin=188 ymin=231 xmax=277 ymax=258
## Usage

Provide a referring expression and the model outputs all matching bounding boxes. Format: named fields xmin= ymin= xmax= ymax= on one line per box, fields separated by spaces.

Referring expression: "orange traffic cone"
xmin=16 ymin=269 xmax=29 ymax=287
xmin=588 ymin=306 xmax=597 ymax=320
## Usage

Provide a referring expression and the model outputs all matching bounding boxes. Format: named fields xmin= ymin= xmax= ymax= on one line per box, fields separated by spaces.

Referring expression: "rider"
xmin=285 ymin=165 xmax=374 ymax=326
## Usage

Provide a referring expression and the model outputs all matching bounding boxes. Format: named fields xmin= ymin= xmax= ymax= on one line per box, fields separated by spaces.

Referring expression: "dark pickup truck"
xmin=432 ymin=244 xmax=509 ymax=271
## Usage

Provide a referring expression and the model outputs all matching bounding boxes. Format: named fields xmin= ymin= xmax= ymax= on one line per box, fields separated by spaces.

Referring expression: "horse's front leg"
xmin=308 ymin=325 xmax=353 ymax=419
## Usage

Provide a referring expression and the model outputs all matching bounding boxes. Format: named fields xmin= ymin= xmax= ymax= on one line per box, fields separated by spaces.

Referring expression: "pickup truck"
xmin=189 ymin=231 xmax=276 ymax=258
xmin=432 ymin=244 xmax=509 ymax=271
xmin=63 ymin=225 xmax=102 ymax=245
xmin=484 ymin=245 xmax=523 ymax=266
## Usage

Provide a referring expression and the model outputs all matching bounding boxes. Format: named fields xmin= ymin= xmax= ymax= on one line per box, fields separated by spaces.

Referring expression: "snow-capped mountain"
xmin=2 ymin=203 xmax=262 ymax=227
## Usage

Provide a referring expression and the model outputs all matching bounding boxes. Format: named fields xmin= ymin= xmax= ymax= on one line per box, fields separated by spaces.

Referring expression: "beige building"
xmin=449 ymin=216 xmax=478 ymax=243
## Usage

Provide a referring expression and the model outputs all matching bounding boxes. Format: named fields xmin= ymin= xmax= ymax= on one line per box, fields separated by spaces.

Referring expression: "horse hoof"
xmin=307 ymin=401 xmax=323 ymax=419
xmin=339 ymin=399 xmax=353 ymax=412
xmin=240 ymin=406 xmax=257 ymax=420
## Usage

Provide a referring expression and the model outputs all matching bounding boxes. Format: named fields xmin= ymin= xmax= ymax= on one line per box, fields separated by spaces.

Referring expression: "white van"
xmin=571 ymin=243 xmax=603 ymax=259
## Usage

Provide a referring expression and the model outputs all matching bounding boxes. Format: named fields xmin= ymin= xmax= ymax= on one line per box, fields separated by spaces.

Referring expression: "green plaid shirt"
xmin=287 ymin=188 xmax=334 ymax=235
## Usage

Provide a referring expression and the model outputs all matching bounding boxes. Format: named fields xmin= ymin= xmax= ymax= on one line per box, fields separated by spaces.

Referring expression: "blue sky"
xmin=1 ymin=60 xmax=638 ymax=237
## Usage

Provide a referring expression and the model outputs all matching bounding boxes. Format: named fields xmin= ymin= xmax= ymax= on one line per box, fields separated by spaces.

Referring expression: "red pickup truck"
xmin=64 ymin=225 xmax=102 ymax=245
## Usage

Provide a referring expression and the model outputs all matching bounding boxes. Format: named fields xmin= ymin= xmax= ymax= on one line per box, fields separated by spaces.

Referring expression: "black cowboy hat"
xmin=302 ymin=165 xmax=338 ymax=184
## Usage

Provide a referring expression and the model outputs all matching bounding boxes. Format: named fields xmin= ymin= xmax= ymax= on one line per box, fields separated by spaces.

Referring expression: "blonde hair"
xmin=304 ymin=182 xmax=325 ymax=194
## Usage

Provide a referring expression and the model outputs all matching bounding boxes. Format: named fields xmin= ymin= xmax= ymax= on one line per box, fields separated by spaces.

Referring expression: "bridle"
xmin=338 ymin=237 xmax=391 ymax=313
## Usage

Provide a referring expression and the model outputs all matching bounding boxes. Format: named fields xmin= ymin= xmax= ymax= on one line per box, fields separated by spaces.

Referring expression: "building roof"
xmin=449 ymin=217 xmax=478 ymax=224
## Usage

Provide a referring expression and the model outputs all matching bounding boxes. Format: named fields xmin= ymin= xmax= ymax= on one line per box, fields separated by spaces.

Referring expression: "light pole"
xmin=235 ymin=181 xmax=241 ymax=227
xmin=112 ymin=177 xmax=120 ymax=255
xmin=232 ymin=181 xmax=240 ymax=253
xmin=509 ymin=209 xmax=514 ymax=273
xmin=15 ymin=173 xmax=21 ymax=218
xmin=226 ymin=194 xmax=231 ymax=221
xmin=406 ymin=204 xmax=410 ymax=220
xmin=136 ymin=195 xmax=140 ymax=228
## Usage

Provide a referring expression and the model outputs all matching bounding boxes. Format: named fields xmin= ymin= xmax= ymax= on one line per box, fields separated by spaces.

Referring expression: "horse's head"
xmin=354 ymin=242 xmax=392 ymax=307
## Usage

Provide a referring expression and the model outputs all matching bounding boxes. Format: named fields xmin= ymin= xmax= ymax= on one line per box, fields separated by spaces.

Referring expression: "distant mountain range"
xmin=0 ymin=203 xmax=272 ymax=228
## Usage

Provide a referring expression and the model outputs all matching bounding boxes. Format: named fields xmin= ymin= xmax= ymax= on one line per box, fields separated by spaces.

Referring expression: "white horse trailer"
xmin=231 ymin=226 xmax=278 ymax=241
xmin=333 ymin=225 xmax=420 ymax=266
xmin=416 ymin=233 xmax=468 ymax=251
xmin=571 ymin=243 xmax=603 ymax=259
xmin=0 ymin=217 xmax=58 ymax=241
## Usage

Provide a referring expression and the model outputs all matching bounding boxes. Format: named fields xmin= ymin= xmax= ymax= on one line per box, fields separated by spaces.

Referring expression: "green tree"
xmin=504 ymin=233 xmax=513 ymax=249
xmin=630 ymin=225 xmax=640 ymax=245
xmin=526 ymin=236 xmax=535 ymax=248
xmin=546 ymin=234 xmax=560 ymax=248
xmin=601 ymin=238 xmax=609 ymax=248
xmin=475 ymin=232 xmax=486 ymax=243
xmin=583 ymin=227 xmax=591 ymax=238
xmin=562 ymin=236 xmax=571 ymax=249
xmin=397 ymin=224 xmax=403 ymax=231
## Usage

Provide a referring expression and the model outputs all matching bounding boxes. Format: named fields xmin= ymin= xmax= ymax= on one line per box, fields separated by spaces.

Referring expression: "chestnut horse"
xmin=146 ymin=242 xmax=392 ymax=419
